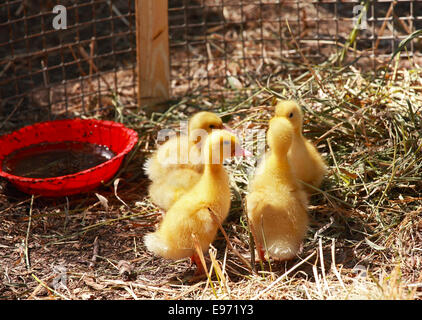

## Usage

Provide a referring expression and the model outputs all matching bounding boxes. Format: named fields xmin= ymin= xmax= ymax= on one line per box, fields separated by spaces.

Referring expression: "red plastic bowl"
xmin=0 ymin=119 xmax=138 ymax=197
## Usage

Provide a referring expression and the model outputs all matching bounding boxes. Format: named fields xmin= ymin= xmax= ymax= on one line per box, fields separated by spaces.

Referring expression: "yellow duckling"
xmin=247 ymin=117 xmax=309 ymax=262
xmin=144 ymin=111 xmax=225 ymax=210
xmin=275 ymin=100 xmax=327 ymax=190
xmin=144 ymin=130 xmax=243 ymax=274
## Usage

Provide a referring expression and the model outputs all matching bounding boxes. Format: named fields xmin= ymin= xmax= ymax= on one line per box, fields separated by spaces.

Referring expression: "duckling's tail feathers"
xmin=143 ymin=156 xmax=153 ymax=178
xmin=246 ymin=191 xmax=267 ymax=216
xmin=266 ymin=240 xmax=299 ymax=261
xmin=144 ymin=231 xmax=194 ymax=260
xmin=144 ymin=232 xmax=169 ymax=257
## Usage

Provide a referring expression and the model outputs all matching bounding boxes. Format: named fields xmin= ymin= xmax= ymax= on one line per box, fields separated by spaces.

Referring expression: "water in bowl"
xmin=2 ymin=141 xmax=116 ymax=178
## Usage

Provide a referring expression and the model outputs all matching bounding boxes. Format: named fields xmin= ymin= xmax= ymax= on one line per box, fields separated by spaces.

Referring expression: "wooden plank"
xmin=135 ymin=0 xmax=170 ymax=108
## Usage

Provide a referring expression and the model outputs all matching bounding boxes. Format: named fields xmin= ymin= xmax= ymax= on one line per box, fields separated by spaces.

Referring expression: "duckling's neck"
xmin=203 ymin=163 xmax=227 ymax=179
xmin=200 ymin=163 xmax=230 ymax=198
xmin=188 ymin=133 xmax=201 ymax=146
xmin=292 ymin=130 xmax=307 ymax=150
xmin=290 ymin=130 xmax=300 ymax=147
xmin=267 ymin=151 xmax=294 ymax=182
xmin=293 ymin=126 xmax=303 ymax=138
xmin=269 ymin=151 xmax=289 ymax=170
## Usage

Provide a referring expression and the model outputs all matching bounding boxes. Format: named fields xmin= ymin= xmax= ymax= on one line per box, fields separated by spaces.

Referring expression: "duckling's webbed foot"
xmin=190 ymin=253 xmax=206 ymax=276
xmin=257 ymin=246 xmax=267 ymax=263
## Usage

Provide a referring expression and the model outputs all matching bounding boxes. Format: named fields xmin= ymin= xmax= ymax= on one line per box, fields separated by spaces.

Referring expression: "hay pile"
xmin=1 ymin=55 xmax=421 ymax=299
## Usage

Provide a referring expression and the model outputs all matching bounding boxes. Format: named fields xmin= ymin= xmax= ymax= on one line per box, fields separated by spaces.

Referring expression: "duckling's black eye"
xmin=209 ymin=125 xmax=215 ymax=129
xmin=288 ymin=112 xmax=294 ymax=118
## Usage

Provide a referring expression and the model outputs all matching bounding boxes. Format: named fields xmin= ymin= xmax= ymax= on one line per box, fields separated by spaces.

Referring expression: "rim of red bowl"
xmin=0 ymin=119 xmax=139 ymax=184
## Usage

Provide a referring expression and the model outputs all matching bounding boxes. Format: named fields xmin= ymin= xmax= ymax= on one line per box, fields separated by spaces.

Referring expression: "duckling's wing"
xmin=143 ymin=155 xmax=154 ymax=177
xmin=143 ymin=137 xmax=180 ymax=180
xmin=156 ymin=138 xmax=181 ymax=168
xmin=305 ymin=140 xmax=327 ymax=186
xmin=148 ymin=168 xmax=202 ymax=210
xmin=246 ymin=191 xmax=270 ymax=219
xmin=290 ymin=187 xmax=309 ymax=212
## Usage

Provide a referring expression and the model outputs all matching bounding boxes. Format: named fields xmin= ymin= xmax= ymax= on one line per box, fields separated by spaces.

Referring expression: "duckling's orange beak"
xmin=223 ymin=124 xmax=235 ymax=133
xmin=241 ymin=149 xmax=253 ymax=157
xmin=191 ymin=254 xmax=206 ymax=276
xmin=235 ymin=147 xmax=253 ymax=157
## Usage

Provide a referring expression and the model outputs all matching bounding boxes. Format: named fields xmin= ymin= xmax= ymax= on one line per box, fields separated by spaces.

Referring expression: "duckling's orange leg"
xmin=257 ymin=244 xmax=267 ymax=263
xmin=248 ymin=222 xmax=267 ymax=263
xmin=191 ymin=253 xmax=206 ymax=276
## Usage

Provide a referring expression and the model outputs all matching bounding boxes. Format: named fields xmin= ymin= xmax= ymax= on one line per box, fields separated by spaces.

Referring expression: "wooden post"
xmin=135 ymin=0 xmax=170 ymax=108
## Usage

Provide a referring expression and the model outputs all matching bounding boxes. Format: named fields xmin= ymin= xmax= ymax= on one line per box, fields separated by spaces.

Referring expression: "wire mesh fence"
xmin=168 ymin=0 xmax=422 ymax=97
xmin=0 ymin=0 xmax=137 ymax=130
xmin=1 ymin=0 xmax=421 ymax=132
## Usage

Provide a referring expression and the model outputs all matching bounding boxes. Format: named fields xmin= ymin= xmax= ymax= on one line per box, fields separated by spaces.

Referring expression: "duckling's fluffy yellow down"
xmin=275 ymin=100 xmax=327 ymax=190
xmin=144 ymin=130 xmax=239 ymax=261
xmin=144 ymin=111 xmax=224 ymax=210
xmin=247 ymin=117 xmax=309 ymax=261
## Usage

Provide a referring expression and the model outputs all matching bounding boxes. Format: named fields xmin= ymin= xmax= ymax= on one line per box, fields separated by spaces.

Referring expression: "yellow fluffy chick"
xmin=144 ymin=111 xmax=225 ymax=210
xmin=144 ymin=130 xmax=243 ymax=274
xmin=247 ymin=117 xmax=309 ymax=262
xmin=275 ymin=100 xmax=327 ymax=190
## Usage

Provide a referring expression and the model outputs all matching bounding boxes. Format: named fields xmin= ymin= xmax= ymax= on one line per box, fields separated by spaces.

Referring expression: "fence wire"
xmin=0 ymin=0 xmax=137 ymax=130
xmin=1 ymin=0 xmax=421 ymax=132
xmin=168 ymin=0 xmax=422 ymax=96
